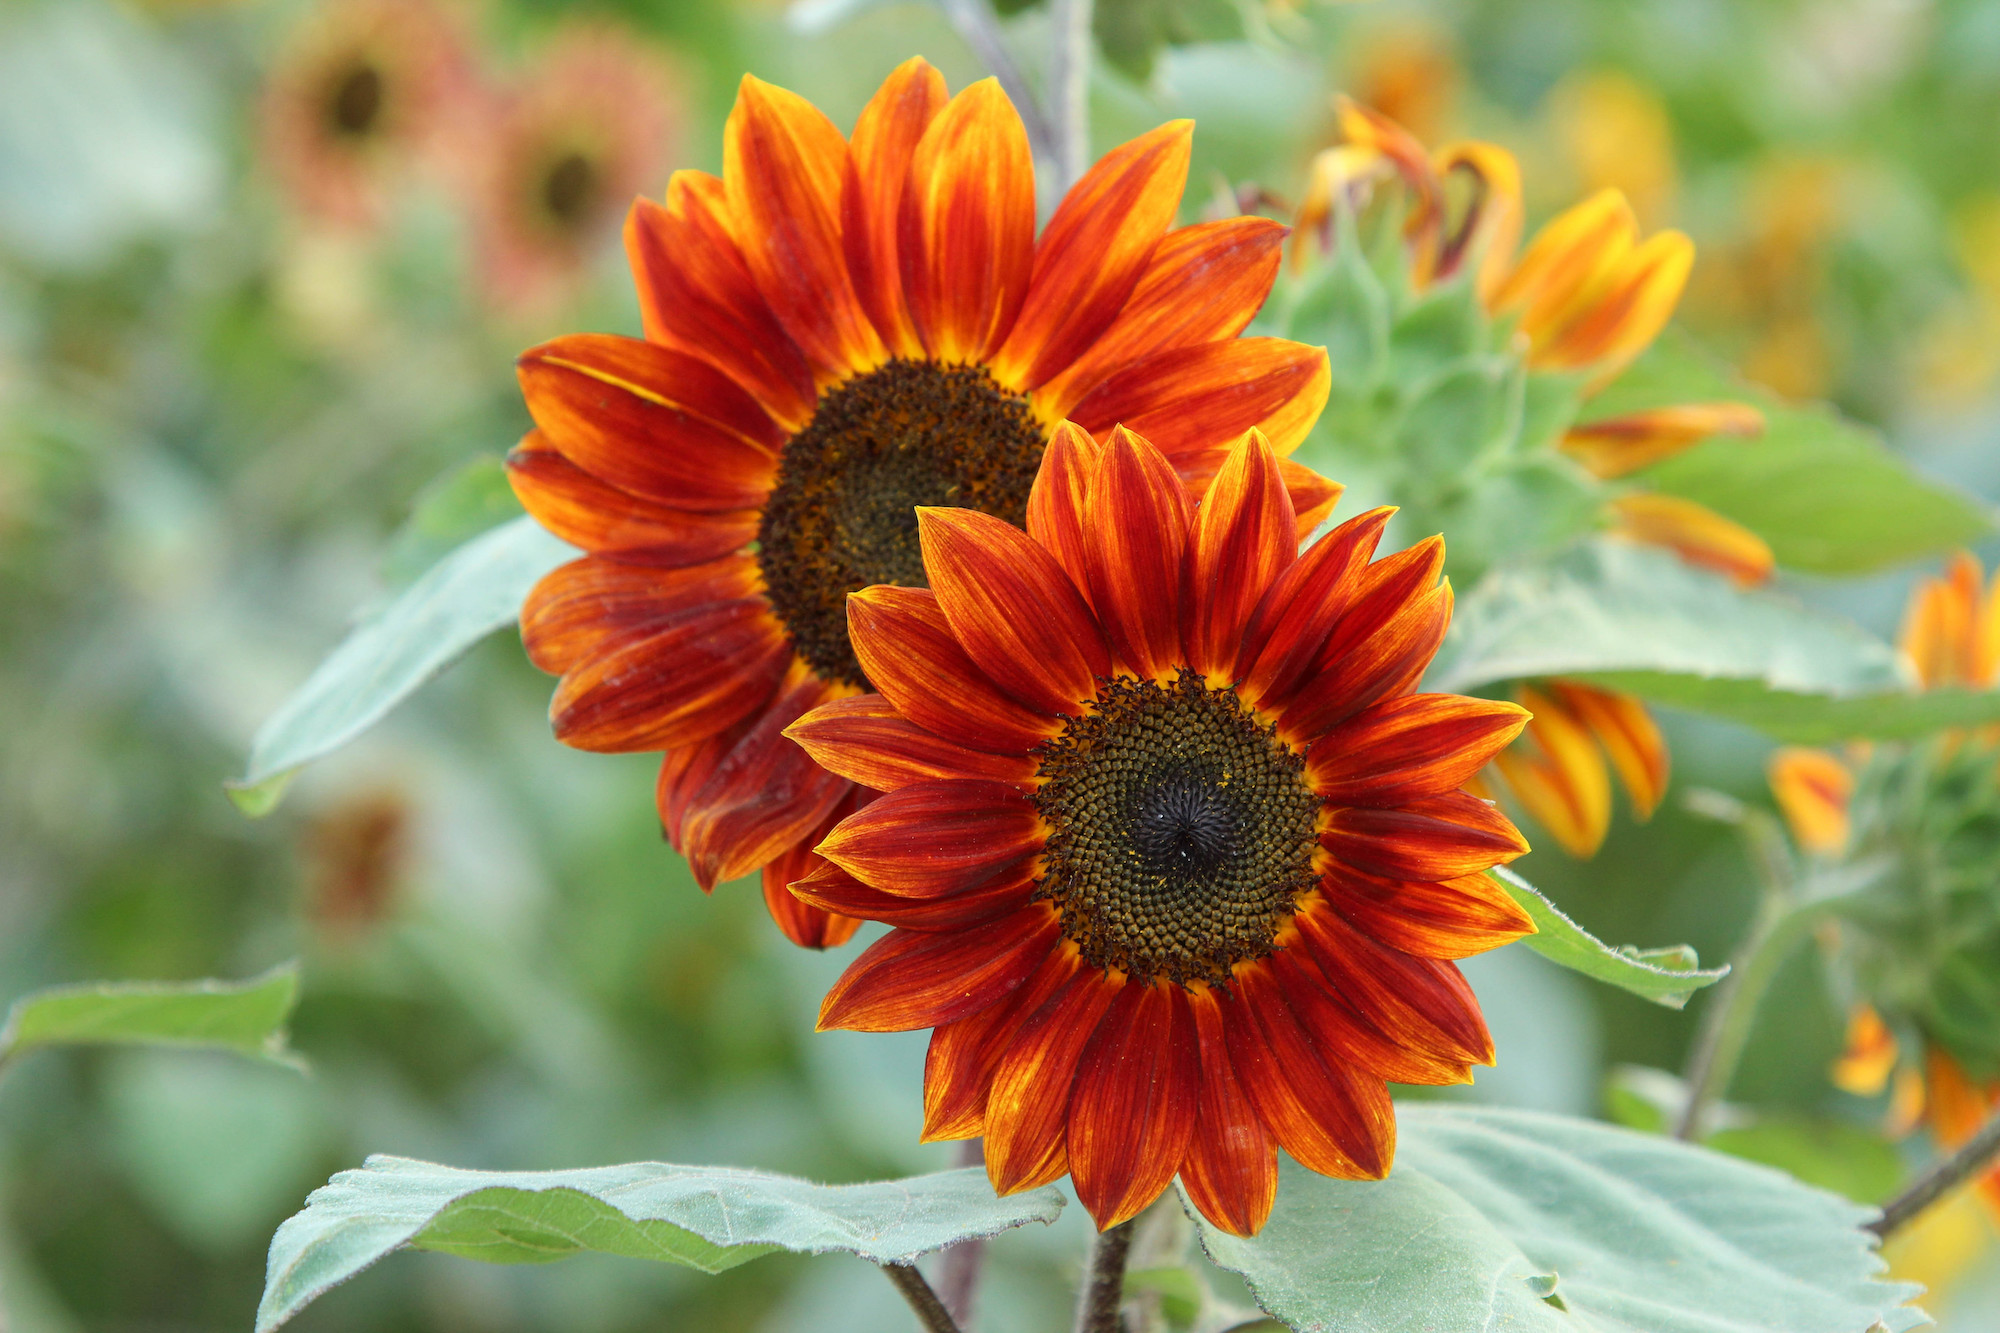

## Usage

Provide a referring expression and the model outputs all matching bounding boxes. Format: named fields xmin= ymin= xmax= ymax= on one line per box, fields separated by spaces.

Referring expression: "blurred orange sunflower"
xmin=261 ymin=0 xmax=474 ymax=228
xmin=512 ymin=61 xmax=1334 ymax=948
xmin=468 ymin=23 xmax=681 ymax=309
xmin=1297 ymin=99 xmax=1776 ymax=856
xmin=787 ymin=425 xmax=1533 ymax=1234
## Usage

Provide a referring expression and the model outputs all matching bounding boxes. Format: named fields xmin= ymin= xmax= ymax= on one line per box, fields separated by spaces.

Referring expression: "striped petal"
xmin=1492 ymin=683 xmax=1612 ymax=859
xmin=723 ymin=75 xmax=887 ymax=382
xmin=1767 ymin=746 xmax=1853 ymax=856
xmin=817 ymin=903 xmax=1060 ymax=1033
xmin=1024 ymin=420 xmax=1103 ymax=603
xmin=899 ymin=78 xmax=1035 ymax=364
xmin=815 ymin=779 xmax=1042 ymax=898
xmin=1292 ymin=902 xmax=1495 ymax=1066
xmin=1067 ymin=980 xmax=1201 ymax=1229
xmin=1222 ymin=967 xmax=1394 ymax=1180
xmin=1239 ymin=506 xmax=1394 ymax=709
xmin=842 ymin=57 xmax=945 ymax=358
xmin=789 ymin=861 xmax=1037 ymax=932
xmin=1550 ymin=681 xmax=1668 ymax=819
xmin=1177 ymin=985 xmax=1277 ymax=1237
xmin=1560 ymin=402 xmax=1764 ymax=480
xmin=759 ymin=790 xmax=866 ymax=949
xmin=848 ymin=586 xmax=1064 ymax=754
xmin=1318 ymin=867 xmax=1536 ymax=961
xmin=1610 ymin=493 xmax=1774 ymax=587
xmin=917 ymin=507 xmax=1110 ymax=715
xmin=1083 ymin=426 xmax=1192 ymax=680
xmin=785 ymin=694 xmax=1039 ymax=793
xmin=520 ymin=555 xmax=760 ymax=676
xmin=506 ymin=433 xmax=758 ymax=565
xmin=548 ymin=600 xmax=790 ymax=752
xmin=1267 ymin=945 xmax=1472 ymax=1086
xmin=1320 ymin=790 xmax=1529 ymax=881
xmin=1184 ymin=430 xmax=1296 ymax=679
xmin=1278 ymin=539 xmax=1452 ymax=742
xmin=1068 ymin=338 xmax=1331 ymax=459
xmin=657 ymin=720 xmax=751 ymax=856
xmin=1540 ymin=230 xmax=1694 ymax=382
xmin=991 ymin=121 xmax=1193 ymax=393
xmin=1306 ymin=694 xmax=1530 ymax=806
xmin=984 ymin=965 xmax=1121 ymax=1194
xmin=923 ymin=946 xmax=1081 ymax=1141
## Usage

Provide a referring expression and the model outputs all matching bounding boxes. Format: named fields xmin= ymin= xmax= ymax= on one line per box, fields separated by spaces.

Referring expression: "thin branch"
xmin=938 ymin=0 xmax=1060 ymax=165
xmin=1073 ymin=1218 xmax=1135 ymax=1333
xmin=939 ymin=1140 xmax=988 ymax=1328
xmin=1869 ymin=1105 xmax=2000 ymax=1240
xmin=1048 ymin=0 xmax=1095 ymax=187
xmin=881 ymin=1261 xmax=966 ymax=1333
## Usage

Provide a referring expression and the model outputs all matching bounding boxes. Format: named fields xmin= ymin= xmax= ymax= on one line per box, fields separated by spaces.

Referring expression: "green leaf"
xmin=1187 ymin=1105 xmax=1925 ymax=1333
xmin=0 ymin=962 xmax=302 ymax=1072
xmin=1493 ymin=868 xmax=1726 ymax=1009
xmin=379 ymin=456 xmax=524 ymax=588
xmin=230 ymin=516 xmax=576 ymax=814
xmin=259 ymin=1159 xmax=1065 ymax=1332
xmin=1706 ymin=1118 xmax=1908 ymax=1206
xmin=1584 ymin=328 xmax=1992 ymax=574
xmin=1124 ymin=1266 xmax=1203 ymax=1326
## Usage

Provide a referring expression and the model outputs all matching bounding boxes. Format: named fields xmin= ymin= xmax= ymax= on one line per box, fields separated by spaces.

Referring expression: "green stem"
xmin=1049 ymin=0 xmax=1094 ymax=187
xmin=938 ymin=1140 xmax=987 ymax=1328
xmin=880 ymin=1261 xmax=964 ymax=1333
xmin=1073 ymin=1219 xmax=1135 ymax=1333
xmin=1869 ymin=1104 xmax=2000 ymax=1240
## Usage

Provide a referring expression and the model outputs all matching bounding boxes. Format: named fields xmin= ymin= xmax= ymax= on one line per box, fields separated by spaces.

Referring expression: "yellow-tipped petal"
xmin=1830 ymin=1003 xmax=1898 ymax=1098
xmin=1553 ymin=230 xmax=1696 ymax=384
xmin=1609 ymin=492 xmax=1775 ymax=587
xmin=1767 ymin=746 xmax=1853 ymax=856
xmin=1490 ymin=685 xmax=1612 ymax=858
xmin=1561 ymin=402 xmax=1765 ymax=479
xmin=1489 ymin=188 xmax=1637 ymax=325
xmin=1550 ymin=681 xmax=1669 ymax=818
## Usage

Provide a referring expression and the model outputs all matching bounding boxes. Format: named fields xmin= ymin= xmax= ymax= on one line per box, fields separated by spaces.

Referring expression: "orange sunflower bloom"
xmin=511 ymin=61 xmax=1334 ymax=948
xmin=786 ymin=425 xmax=1533 ymax=1235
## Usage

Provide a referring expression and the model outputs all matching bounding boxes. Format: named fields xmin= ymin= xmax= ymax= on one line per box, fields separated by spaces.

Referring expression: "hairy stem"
xmin=938 ymin=0 xmax=1059 ymax=165
xmin=1049 ymin=0 xmax=1094 ymax=187
xmin=1870 ymin=1105 xmax=2000 ymax=1240
xmin=1074 ymin=1219 xmax=1135 ymax=1333
xmin=881 ymin=1261 xmax=965 ymax=1333
xmin=939 ymin=1140 xmax=988 ymax=1328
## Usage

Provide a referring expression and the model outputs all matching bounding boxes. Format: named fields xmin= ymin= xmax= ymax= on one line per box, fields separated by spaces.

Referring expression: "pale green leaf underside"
xmin=1189 ymin=1105 xmax=1927 ymax=1333
xmin=1494 ymin=869 xmax=1724 ymax=1009
xmin=230 ymin=517 xmax=576 ymax=813
xmin=259 ymin=1159 xmax=1065 ymax=1332
xmin=0 ymin=962 xmax=301 ymax=1068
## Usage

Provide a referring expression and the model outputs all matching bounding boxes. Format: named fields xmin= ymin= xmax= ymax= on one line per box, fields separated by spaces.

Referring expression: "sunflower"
xmin=785 ymin=424 xmax=1533 ymax=1235
xmin=511 ymin=61 xmax=1334 ymax=948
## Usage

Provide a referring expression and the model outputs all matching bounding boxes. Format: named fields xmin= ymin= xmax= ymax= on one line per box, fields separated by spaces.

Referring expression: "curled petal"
xmin=848 ymin=586 xmax=1064 ymax=754
xmin=657 ymin=720 xmax=752 ymax=856
xmin=1069 ymin=338 xmax=1331 ymax=460
xmin=723 ymin=75 xmax=886 ymax=381
xmin=818 ymin=903 xmax=1061 ymax=1032
xmin=1025 ymin=421 xmax=1103 ymax=601
xmin=1184 ymin=430 xmax=1297 ymax=680
xmin=1222 ymin=966 xmax=1394 ymax=1180
xmin=1177 ymin=985 xmax=1277 ymax=1237
xmin=1550 ymin=681 xmax=1668 ymax=819
xmin=507 ymin=434 xmax=758 ymax=565
xmin=843 ymin=57 xmax=946 ymax=358
xmin=900 ymin=79 xmax=1036 ymax=363
xmin=1291 ymin=902 xmax=1495 ymax=1066
xmin=1768 ymin=746 xmax=1853 ymax=856
xmin=1491 ymin=684 xmax=1612 ymax=858
xmin=1433 ymin=139 xmax=1523 ymax=299
xmin=1240 ymin=507 xmax=1394 ymax=709
xmin=1319 ymin=867 xmax=1535 ymax=960
xmin=549 ymin=600 xmax=790 ymax=752
xmin=1306 ymin=694 xmax=1530 ymax=807
xmin=521 ymin=555 xmax=760 ymax=676
xmin=923 ymin=945 xmax=1082 ymax=1141
xmin=1037 ymin=217 xmax=1287 ymax=421
xmin=918 ymin=507 xmax=1110 ymax=714
xmin=1068 ymin=980 xmax=1201 ymax=1229
xmin=1320 ymin=790 xmax=1528 ymax=881
xmin=815 ymin=779 xmax=1042 ymax=898
xmin=1561 ymin=402 xmax=1765 ymax=480
xmin=1084 ymin=427 xmax=1192 ymax=680
xmin=786 ymin=694 xmax=1038 ymax=793
xmin=790 ymin=861 xmax=1037 ymax=932
xmin=992 ymin=121 xmax=1193 ymax=392
xmin=985 ymin=966 xmax=1121 ymax=1194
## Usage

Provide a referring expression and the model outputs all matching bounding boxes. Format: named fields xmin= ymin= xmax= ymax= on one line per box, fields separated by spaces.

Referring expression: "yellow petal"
xmin=1766 ymin=746 xmax=1853 ymax=856
xmin=1550 ymin=681 xmax=1669 ymax=818
xmin=1561 ymin=402 xmax=1765 ymax=479
xmin=1609 ymin=492 xmax=1775 ymax=587
xmin=1490 ymin=685 xmax=1612 ymax=858
xmin=1830 ymin=1003 xmax=1898 ymax=1097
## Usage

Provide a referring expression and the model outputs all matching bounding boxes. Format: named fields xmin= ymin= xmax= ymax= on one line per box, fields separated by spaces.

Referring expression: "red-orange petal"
xmin=785 ymin=694 xmax=1038 ymax=793
xmin=842 ymin=57 xmax=946 ymax=359
xmin=548 ymin=600 xmax=791 ymax=752
xmin=1024 ymin=420 xmax=1104 ymax=603
xmin=1222 ymin=966 xmax=1394 ymax=1180
xmin=1318 ymin=867 xmax=1536 ymax=961
xmin=817 ymin=902 xmax=1061 ymax=1033
xmin=1177 ymin=985 xmax=1278 ymax=1237
xmin=657 ymin=719 xmax=751 ymax=857
xmin=1281 ymin=458 xmax=1344 ymax=541
xmin=815 ymin=779 xmax=1042 ymax=898
xmin=507 ymin=434 xmax=758 ymax=565
xmin=1307 ymin=694 xmax=1530 ymax=806
xmin=848 ymin=586 xmax=1064 ymax=754
xmin=1083 ymin=426 xmax=1192 ymax=680
xmin=1239 ymin=507 xmax=1394 ymax=709
xmin=1067 ymin=979 xmax=1201 ymax=1230
xmin=899 ymin=78 xmax=1035 ymax=364
xmin=1184 ymin=430 xmax=1297 ymax=679
xmin=625 ymin=177 xmax=817 ymax=432
xmin=520 ymin=555 xmax=760 ymax=676
xmin=1292 ymin=900 xmax=1495 ymax=1066
xmin=1036 ymin=217 xmax=1287 ymax=423
xmin=917 ymin=507 xmax=1110 ymax=715
xmin=991 ymin=121 xmax=1193 ymax=393
xmin=1267 ymin=944 xmax=1472 ymax=1086
xmin=723 ymin=75 xmax=886 ymax=382
xmin=760 ymin=791 xmax=866 ymax=949
xmin=518 ymin=335 xmax=780 ymax=512
xmin=789 ymin=860 xmax=1037 ymax=932
xmin=1280 ymin=562 xmax=1453 ymax=742
xmin=1320 ymin=791 xmax=1529 ymax=884
xmin=923 ymin=944 xmax=1081 ymax=1141
xmin=1068 ymin=338 xmax=1331 ymax=459
xmin=984 ymin=964 xmax=1121 ymax=1194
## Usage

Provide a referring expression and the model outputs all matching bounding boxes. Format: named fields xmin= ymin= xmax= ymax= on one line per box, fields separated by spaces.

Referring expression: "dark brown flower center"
xmin=1033 ymin=670 xmax=1324 ymax=986
xmin=757 ymin=358 xmax=1045 ymax=689
xmin=327 ymin=62 xmax=385 ymax=138
xmin=541 ymin=151 xmax=598 ymax=230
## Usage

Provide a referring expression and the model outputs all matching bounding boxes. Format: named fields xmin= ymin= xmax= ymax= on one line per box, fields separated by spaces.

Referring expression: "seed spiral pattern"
xmin=1033 ymin=670 xmax=1324 ymax=986
xmin=757 ymin=359 xmax=1045 ymax=689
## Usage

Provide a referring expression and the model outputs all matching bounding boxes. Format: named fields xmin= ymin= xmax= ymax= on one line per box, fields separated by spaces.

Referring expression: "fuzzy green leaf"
xmin=259 ymin=1159 xmax=1064 ymax=1332
xmin=1187 ymin=1105 xmax=1926 ymax=1333
xmin=230 ymin=516 xmax=576 ymax=814
xmin=0 ymin=963 xmax=302 ymax=1071
xmin=1493 ymin=869 xmax=1725 ymax=1009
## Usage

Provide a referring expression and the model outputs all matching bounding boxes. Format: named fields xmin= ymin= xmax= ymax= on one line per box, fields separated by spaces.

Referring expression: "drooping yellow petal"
xmin=1561 ymin=402 xmax=1765 ymax=479
xmin=1550 ymin=681 xmax=1668 ymax=818
xmin=1767 ymin=746 xmax=1854 ymax=856
xmin=1431 ymin=139 xmax=1522 ymax=300
xmin=1900 ymin=551 xmax=1989 ymax=689
xmin=1609 ymin=493 xmax=1775 ymax=587
xmin=1490 ymin=685 xmax=1612 ymax=858
xmin=1830 ymin=1003 xmax=1898 ymax=1097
